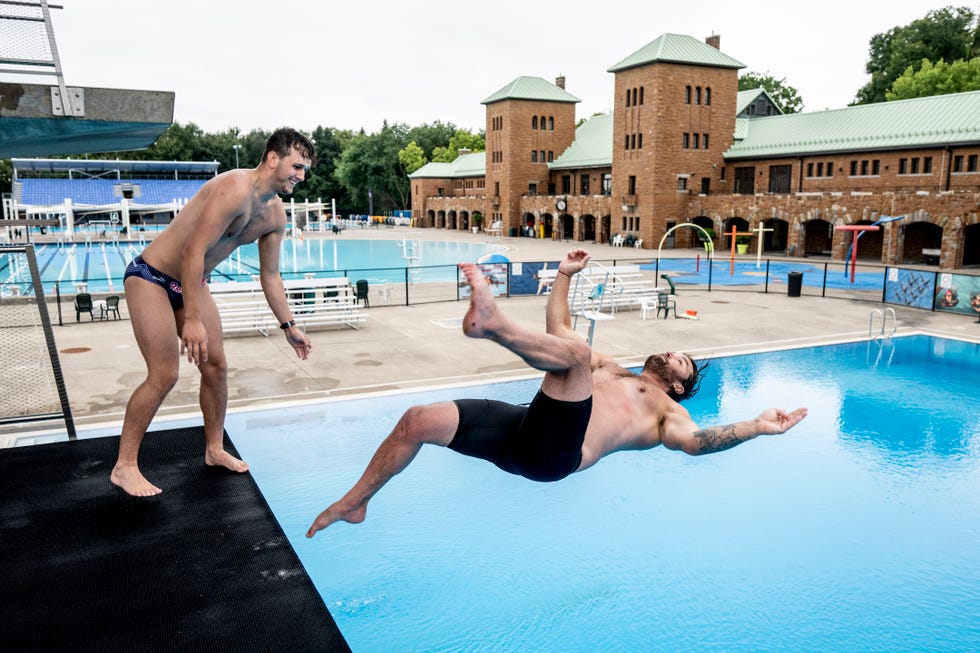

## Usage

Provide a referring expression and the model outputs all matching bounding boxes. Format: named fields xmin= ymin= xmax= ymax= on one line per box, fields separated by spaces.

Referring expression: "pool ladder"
xmin=867 ymin=308 xmax=897 ymax=368
xmin=868 ymin=307 xmax=897 ymax=340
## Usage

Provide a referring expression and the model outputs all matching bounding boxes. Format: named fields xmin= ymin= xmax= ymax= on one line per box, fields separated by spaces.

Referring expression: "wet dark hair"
xmin=677 ymin=355 xmax=709 ymax=401
xmin=644 ymin=353 xmax=708 ymax=401
xmin=262 ymin=127 xmax=317 ymax=166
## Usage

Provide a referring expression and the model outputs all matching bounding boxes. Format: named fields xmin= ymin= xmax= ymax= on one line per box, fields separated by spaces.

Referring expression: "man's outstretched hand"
xmin=756 ymin=407 xmax=808 ymax=435
xmin=559 ymin=248 xmax=591 ymax=276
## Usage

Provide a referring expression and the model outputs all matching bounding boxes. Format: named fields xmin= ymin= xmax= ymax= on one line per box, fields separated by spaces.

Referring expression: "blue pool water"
xmin=226 ymin=334 xmax=980 ymax=653
xmin=0 ymin=238 xmax=501 ymax=294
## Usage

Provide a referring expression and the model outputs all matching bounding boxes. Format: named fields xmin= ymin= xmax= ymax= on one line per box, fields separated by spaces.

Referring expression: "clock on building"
xmin=556 ymin=198 xmax=567 ymax=211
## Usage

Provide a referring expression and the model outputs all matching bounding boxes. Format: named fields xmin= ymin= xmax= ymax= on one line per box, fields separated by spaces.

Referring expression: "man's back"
xmin=141 ymin=169 xmax=284 ymax=279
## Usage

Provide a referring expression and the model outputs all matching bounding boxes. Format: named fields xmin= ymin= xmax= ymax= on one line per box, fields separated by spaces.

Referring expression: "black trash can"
xmin=787 ymin=271 xmax=803 ymax=297
xmin=509 ymin=227 xmax=518 ymax=237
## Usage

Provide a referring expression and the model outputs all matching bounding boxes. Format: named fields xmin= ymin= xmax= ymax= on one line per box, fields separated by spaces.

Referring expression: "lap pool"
xmin=223 ymin=334 xmax=980 ymax=653
xmin=0 ymin=238 xmax=503 ymax=295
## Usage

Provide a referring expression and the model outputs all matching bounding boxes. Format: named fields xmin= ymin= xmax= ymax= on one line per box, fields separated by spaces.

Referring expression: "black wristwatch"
xmin=280 ymin=319 xmax=296 ymax=330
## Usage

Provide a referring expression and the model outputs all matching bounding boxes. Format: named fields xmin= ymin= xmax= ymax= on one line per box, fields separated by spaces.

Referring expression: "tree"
xmin=855 ymin=6 xmax=979 ymax=104
xmin=887 ymin=57 xmax=980 ymax=100
xmin=738 ymin=71 xmax=803 ymax=113
xmin=334 ymin=121 xmax=413 ymax=213
xmin=404 ymin=121 xmax=458 ymax=159
xmin=431 ymin=129 xmax=485 ymax=162
xmin=398 ymin=141 xmax=427 ymax=175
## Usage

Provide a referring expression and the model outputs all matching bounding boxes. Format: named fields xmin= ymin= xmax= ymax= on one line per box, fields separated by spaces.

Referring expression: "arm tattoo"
xmin=693 ymin=424 xmax=741 ymax=454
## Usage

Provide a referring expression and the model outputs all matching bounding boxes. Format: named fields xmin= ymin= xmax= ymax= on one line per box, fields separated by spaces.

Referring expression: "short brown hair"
xmin=262 ymin=127 xmax=317 ymax=166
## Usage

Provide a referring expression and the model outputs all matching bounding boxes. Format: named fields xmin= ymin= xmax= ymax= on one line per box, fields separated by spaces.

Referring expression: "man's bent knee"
xmin=395 ymin=403 xmax=458 ymax=446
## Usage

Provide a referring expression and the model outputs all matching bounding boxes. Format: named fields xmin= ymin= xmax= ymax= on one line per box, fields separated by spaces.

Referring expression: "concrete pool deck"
xmin=12 ymin=227 xmax=980 ymax=439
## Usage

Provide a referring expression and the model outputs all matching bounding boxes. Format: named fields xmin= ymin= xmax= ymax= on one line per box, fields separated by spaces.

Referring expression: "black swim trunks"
xmin=124 ymin=255 xmax=185 ymax=310
xmin=449 ymin=390 xmax=592 ymax=483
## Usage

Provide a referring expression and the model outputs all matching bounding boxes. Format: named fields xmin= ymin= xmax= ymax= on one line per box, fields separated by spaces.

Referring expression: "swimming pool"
xmin=0 ymin=238 xmax=503 ymax=294
xmin=223 ymin=334 xmax=980 ymax=653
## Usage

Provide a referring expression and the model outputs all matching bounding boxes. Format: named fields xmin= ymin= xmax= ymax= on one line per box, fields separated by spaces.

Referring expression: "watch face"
xmin=557 ymin=200 xmax=566 ymax=211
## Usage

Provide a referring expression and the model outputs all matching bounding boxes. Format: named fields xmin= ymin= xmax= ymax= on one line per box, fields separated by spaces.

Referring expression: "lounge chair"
xmin=355 ymin=279 xmax=370 ymax=307
xmin=103 ymin=295 xmax=121 ymax=320
xmin=74 ymin=293 xmax=94 ymax=322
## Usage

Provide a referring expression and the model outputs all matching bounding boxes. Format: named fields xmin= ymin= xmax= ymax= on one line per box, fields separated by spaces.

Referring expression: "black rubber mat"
xmin=0 ymin=427 xmax=351 ymax=652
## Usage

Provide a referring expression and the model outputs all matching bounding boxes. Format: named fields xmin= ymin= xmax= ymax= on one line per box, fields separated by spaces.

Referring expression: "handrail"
xmin=869 ymin=307 xmax=897 ymax=340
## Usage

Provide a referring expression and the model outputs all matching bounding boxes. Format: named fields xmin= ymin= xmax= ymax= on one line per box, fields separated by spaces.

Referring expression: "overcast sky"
xmin=45 ymin=0 xmax=954 ymax=136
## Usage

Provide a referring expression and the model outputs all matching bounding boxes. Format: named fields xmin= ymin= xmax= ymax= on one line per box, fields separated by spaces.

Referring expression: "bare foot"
xmin=306 ymin=502 xmax=367 ymax=538
xmin=459 ymin=263 xmax=503 ymax=339
xmin=111 ymin=464 xmax=163 ymax=497
xmin=205 ymin=448 xmax=250 ymax=473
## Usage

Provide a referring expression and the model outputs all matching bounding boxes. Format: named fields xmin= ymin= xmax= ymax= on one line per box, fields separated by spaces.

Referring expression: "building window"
xmin=638 ymin=133 xmax=643 ymax=149
xmin=872 ymin=160 xmax=880 ymax=175
xmin=531 ymin=151 xmax=537 ymax=163
xmin=540 ymin=150 xmax=545 ymax=162
xmin=923 ymin=157 xmax=932 ymax=173
xmin=860 ymin=160 xmax=869 ymax=176
xmin=850 ymin=161 xmax=858 ymax=176
xmin=562 ymin=175 xmax=571 ymax=194
xmin=548 ymin=117 xmax=554 ymax=130
xmin=720 ymin=166 xmax=726 ymax=181
xmin=911 ymin=158 xmax=920 ymax=174
xmin=580 ymin=175 xmax=590 ymax=195
xmin=769 ymin=165 xmax=792 ymax=193
xmin=969 ymin=154 xmax=979 ymax=172
xmin=628 ymin=175 xmax=636 ymax=195
xmin=807 ymin=162 xmax=815 ymax=177
xmin=703 ymin=134 xmax=709 ymax=149
xmin=532 ymin=116 xmax=538 ymax=130
xmin=677 ymin=176 xmax=688 ymax=191
xmin=528 ymin=183 xmax=537 ymax=195
xmin=695 ymin=87 xmax=701 ymax=105
xmin=682 ymin=133 xmax=690 ymax=149
xmin=548 ymin=150 xmax=554 ymax=162
xmin=705 ymin=87 xmax=711 ymax=105
xmin=685 ymin=86 xmax=691 ymax=104
xmin=631 ymin=134 xmax=636 ymax=149
xmin=692 ymin=133 xmax=700 ymax=149
xmin=954 ymin=155 xmax=964 ymax=172
xmin=626 ymin=89 xmax=631 ymax=107
xmin=734 ymin=167 xmax=755 ymax=194
xmin=624 ymin=134 xmax=630 ymax=150
xmin=639 ymin=87 xmax=644 ymax=104
xmin=899 ymin=158 xmax=908 ymax=174
xmin=826 ymin=161 xmax=833 ymax=177
xmin=602 ymin=173 xmax=612 ymax=195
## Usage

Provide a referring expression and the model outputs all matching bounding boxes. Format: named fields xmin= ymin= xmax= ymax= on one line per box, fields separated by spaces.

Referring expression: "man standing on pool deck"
xmin=307 ymin=248 xmax=807 ymax=536
xmin=111 ymin=128 xmax=316 ymax=497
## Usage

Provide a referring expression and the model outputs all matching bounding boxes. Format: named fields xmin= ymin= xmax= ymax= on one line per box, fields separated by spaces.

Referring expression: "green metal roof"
xmin=726 ymin=90 xmax=980 ymax=159
xmin=550 ymin=114 xmax=613 ymax=170
xmin=408 ymin=151 xmax=486 ymax=179
xmin=481 ymin=76 xmax=581 ymax=105
xmin=608 ymin=33 xmax=745 ymax=73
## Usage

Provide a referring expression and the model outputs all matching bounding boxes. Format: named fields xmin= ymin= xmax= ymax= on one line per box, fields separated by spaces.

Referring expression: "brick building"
xmin=408 ymin=33 xmax=980 ymax=270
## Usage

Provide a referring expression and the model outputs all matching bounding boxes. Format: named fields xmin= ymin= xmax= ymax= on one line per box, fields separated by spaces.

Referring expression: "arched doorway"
xmin=582 ymin=214 xmax=596 ymax=242
xmin=851 ymin=219 xmax=884 ymax=261
xmin=559 ymin=214 xmax=574 ymax=240
xmin=762 ymin=218 xmax=788 ymax=252
xmin=963 ymin=223 xmax=980 ymax=266
xmin=722 ymin=217 xmax=750 ymax=249
xmin=902 ymin=221 xmax=943 ymax=263
xmin=804 ymin=219 xmax=833 ymax=256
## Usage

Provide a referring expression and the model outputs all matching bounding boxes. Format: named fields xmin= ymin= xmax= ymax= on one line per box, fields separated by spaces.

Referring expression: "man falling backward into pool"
xmin=307 ymin=248 xmax=807 ymax=537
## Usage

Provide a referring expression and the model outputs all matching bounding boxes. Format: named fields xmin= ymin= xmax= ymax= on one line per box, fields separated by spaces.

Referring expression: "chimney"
xmin=705 ymin=34 xmax=720 ymax=50
xmin=555 ymin=75 xmax=566 ymax=89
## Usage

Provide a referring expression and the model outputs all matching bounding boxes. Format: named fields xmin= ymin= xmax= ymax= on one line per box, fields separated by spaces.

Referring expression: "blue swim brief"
xmin=124 ymin=255 xmax=185 ymax=310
